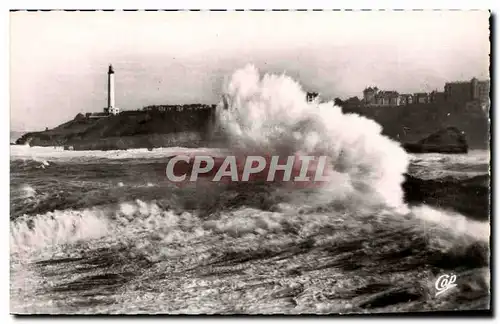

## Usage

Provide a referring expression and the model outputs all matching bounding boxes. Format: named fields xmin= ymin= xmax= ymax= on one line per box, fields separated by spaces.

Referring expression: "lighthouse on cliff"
xmin=104 ymin=64 xmax=120 ymax=115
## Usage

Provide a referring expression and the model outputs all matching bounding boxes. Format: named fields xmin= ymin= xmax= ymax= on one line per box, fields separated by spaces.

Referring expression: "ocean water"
xmin=409 ymin=150 xmax=490 ymax=180
xmin=10 ymin=66 xmax=490 ymax=314
xmin=10 ymin=131 xmax=27 ymax=144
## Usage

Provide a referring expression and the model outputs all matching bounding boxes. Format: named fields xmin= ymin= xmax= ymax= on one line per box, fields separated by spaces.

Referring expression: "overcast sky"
xmin=10 ymin=10 xmax=490 ymax=131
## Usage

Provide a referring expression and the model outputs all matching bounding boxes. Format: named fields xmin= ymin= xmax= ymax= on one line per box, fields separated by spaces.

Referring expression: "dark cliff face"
xmin=403 ymin=174 xmax=490 ymax=221
xmin=340 ymin=102 xmax=489 ymax=150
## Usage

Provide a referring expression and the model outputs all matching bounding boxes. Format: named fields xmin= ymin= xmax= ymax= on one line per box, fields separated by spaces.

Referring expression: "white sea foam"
xmin=412 ymin=205 xmax=490 ymax=243
xmin=10 ymin=145 xmax=228 ymax=163
xmin=10 ymin=209 xmax=111 ymax=254
xmin=216 ymin=65 xmax=409 ymax=211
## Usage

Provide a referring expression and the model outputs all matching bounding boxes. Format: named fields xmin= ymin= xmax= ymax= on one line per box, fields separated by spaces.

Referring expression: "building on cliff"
xmin=306 ymin=92 xmax=320 ymax=103
xmin=85 ymin=112 xmax=109 ymax=119
xmin=399 ymin=94 xmax=414 ymax=105
xmin=103 ymin=64 xmax=120 ymax=115
xmin=362 ymin=87 xmax=378 ymax=105
xmin=363 ymin=86 xmax=433 ymax=107
xmin=363 ymin=89 xmax=437 ymax=106
xmin=444 ymin=77 xmax=490 ymax=104
xmin=376 ymin=91 xmax=400 ymax=106
xmin=85 ymin=64 xmax=120 ymax=119
xmin=430 ymin=90 xmax=446 ymax=104
xmin=363 ymin=87 xmax=401 ymax=106
xmin=142 ymin=104 xmax=216 ymax=112
xmin=413 ymin=92 xmax=430 ymax=104
xmin=360 ymin=77 xmax=489 ymax=109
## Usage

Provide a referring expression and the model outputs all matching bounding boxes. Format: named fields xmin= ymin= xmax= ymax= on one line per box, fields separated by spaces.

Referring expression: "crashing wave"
xmin=216 ymin=65 xmax=409 ymax=212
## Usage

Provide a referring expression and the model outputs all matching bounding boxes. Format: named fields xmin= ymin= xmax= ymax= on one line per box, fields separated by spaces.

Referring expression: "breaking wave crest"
xmin=11 ymin=208 xmax=112 ymax=254
xmin=11 ymin=198 xmax=489 ymax=257
xmin=216 ymin=65 xmax=409 ymax=211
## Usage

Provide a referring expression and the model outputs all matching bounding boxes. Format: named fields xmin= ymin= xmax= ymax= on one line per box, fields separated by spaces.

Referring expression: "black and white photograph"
xmin=9 ymin=9 xmax=491 ymax=315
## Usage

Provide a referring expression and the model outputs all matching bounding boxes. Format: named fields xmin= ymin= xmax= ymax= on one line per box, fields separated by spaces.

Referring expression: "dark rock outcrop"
xmin=402 ymin=173 xmax=490 ymax=221
xmin=403 ymin=127 xmax=468 ymax=154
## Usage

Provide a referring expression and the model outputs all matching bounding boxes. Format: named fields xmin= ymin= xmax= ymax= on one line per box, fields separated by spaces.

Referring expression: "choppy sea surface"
xmin=10 ymin=146 xmax=490 ymax=314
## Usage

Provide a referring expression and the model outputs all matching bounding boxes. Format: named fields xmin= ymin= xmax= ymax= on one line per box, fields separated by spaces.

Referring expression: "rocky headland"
xmin=14 ymin=101 xmax=488 ymax=153
xmin=15 ymin=106 xmax=217 ymax=150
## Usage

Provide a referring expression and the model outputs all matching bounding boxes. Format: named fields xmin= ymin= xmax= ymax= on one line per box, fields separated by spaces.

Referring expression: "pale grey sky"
xmin=10 ymin=10 xmax=490 ymax=131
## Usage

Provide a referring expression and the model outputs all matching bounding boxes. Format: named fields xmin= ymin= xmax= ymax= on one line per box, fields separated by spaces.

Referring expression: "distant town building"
xmin=430 ymin=91 xmax=446 ymax=103
xmin=376 ymin=91 xmax=400 ymax=106
xmin=444 ymin=77 xmax=490 ymax=104
xmin=399 ymin=94 xmax=414 ymax=105
xmin=306 ymin=92 xmax=320 ymax=103
xmin=471 ymin=78 xmax=490 ymax=103
xmin=413 ymin=92 xmax=430 ymax=104
xmin=444 ymin=80 xmax=473 ymax=103
xmin=85 ymin=112 xmax=109 ymax=119
xmin=345 ymin=77 xmax=489 ymax=110
xmin=142 ymin=104 xmax=215 ymax=112
xmin=362 ymin=87 xmax=379 ymax=105
xmin=363 ymin=87 xmax=400 ymax=106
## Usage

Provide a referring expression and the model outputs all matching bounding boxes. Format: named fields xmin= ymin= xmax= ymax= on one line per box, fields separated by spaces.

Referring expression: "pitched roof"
xmin=376 ymin=91 xmax=399 ymax=98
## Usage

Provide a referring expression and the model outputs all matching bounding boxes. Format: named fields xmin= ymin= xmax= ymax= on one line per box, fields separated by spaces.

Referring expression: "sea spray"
xmin=216 ymin=65 xmax=410 ymax=211
xmin=412 ymin=205 xmax=490 ymax=242
xmin=10 ymin=208 xmax=111 ymax=254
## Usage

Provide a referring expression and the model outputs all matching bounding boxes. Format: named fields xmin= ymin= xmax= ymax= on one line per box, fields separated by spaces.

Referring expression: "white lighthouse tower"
xmin=105 ymin=64 xmax=120 ymax=115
